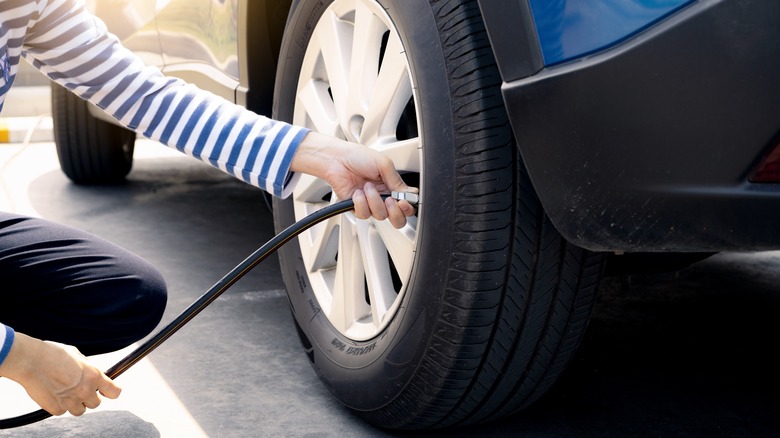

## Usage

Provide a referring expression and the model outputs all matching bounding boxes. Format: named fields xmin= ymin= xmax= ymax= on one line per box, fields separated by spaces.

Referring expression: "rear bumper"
xmin=496 ymin=0 xmax=780 ymax=252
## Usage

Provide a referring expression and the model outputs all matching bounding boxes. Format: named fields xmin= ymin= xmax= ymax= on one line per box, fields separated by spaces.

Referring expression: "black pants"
xmin=0 ymin=213 xmax=167 ymax=356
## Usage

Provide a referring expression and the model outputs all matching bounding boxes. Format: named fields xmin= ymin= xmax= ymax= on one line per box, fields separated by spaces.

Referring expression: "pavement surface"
xmin=0 ymin=82 xmax=779 ymax=437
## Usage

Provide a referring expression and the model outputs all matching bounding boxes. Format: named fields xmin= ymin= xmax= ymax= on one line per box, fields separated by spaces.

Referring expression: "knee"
xmin=131 ymin=261 xmax=168 ymax=337
xmin=37 ymin=256 xmax=170 ymax=356
xmin=86 ymin=260 xmax=168 ymax=354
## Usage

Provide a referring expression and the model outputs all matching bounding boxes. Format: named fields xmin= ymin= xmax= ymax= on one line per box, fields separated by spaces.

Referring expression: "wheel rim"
xmin=292 ymin=0 xmax=421 ymax=341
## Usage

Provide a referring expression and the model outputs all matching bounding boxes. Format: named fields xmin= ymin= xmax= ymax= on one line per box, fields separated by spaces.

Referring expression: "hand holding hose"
xmin=290 ymin=131 xmax=418 ymax=228
xmin=0 ymin=333 xmax=121 ymax=417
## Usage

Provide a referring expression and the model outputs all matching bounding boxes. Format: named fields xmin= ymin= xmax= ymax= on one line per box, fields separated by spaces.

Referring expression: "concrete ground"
xmin=0 ymin=81 xmax=779 ymax=437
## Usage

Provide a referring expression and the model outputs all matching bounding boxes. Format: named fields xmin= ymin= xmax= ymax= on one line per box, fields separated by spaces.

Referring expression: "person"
xmin=0 ymin=0 xmax=417 ymax=418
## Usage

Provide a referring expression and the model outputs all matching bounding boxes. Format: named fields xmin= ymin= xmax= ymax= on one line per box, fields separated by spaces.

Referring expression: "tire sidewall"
xmin=273 ymin=0 xmax=458 ymax=410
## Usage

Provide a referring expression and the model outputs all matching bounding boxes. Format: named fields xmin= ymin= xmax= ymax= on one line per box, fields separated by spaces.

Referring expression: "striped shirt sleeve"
xmin=0 ymin=324 xmax=14 ymax=367
xmin=21 ymin=0 xmax=308 ymax=197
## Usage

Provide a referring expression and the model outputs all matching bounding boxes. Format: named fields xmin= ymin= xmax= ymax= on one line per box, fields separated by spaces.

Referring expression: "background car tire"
xmin=51 ymin=83 xmax=135 ymax=184
xmin=273 ymin=0 xmax=606 ymax=430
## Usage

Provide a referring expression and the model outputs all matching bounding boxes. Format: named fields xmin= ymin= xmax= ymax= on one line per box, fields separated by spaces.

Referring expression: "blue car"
xmin=51 ymin=0 xmax=780 ymax=430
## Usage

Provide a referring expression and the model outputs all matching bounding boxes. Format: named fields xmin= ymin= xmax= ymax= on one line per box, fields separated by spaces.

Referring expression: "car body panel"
xmin=155 ymin=0 xmax=240 ymax=101
xmin=486 ymin=0 xmax=780 ymax=251
xmin=88 ymin=0 xmax=286 ymax=113
xmin=87 ymin=0 xmax=163 ymax=67
xmin=528 ymin=0 xmax=694 ymax=65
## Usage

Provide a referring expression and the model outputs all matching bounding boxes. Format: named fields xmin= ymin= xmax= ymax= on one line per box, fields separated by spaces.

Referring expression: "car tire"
xmin=51 ymin=83 xmax=135 ymax=184
xmin=273 ymin=0 xmax=605 ymax=430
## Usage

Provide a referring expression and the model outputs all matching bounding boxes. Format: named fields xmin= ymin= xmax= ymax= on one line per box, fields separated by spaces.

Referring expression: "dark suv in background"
xmin=51 ymin=0 xmax=780 ymax=430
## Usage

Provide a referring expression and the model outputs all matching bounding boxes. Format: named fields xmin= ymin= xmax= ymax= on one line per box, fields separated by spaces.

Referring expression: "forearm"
xmin=0 ymin=330 xmax=38 ymax=383
xmin=290 ymin=131 xmax=351 ymax=180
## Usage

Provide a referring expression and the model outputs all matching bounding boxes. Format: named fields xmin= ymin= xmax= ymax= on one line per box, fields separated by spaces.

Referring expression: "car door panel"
xmin=154 ymin=0 xmax=240 ymax=102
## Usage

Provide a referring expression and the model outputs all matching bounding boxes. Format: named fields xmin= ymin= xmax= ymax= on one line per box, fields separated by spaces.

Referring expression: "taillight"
xmin=750 ymin=140 xmax=780 ymax=183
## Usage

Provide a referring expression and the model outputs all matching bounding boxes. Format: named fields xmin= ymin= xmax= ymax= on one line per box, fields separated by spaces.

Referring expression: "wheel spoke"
xmin=373 ymin=218 xmax=416 ymax=281
xmin=356 ymin=221 xmax=394 ymax=328
xmin=362 ymin=32 xmax=412 ymax=145
xmin=345 ymin=2 xmax=386 ymax=120
xmin=372 ymin=137 xmax=421 ymax=173
xmin=303 ymin=214 xmax=340 ymax=272
xmin=293 ymin=174 xmax=332 ymax=205
xmin=315 ymin=9 xmax=352 ymax=117
xmin=329 ymin=218 xmax=367 ymax=333
xmin=297 ymin=80 xmax=339 ymax=137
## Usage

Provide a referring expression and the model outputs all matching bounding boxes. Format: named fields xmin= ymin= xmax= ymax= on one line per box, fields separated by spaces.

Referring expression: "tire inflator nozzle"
xmin=391 ymin=191 xmax=420 ymax=206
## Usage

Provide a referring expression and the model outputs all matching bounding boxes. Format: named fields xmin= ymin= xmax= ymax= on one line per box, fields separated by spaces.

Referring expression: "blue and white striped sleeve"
xmin=21 ymin=0 xmax=308 ymax=198
xmin=0 ymin=324 xmax=14 ymax=367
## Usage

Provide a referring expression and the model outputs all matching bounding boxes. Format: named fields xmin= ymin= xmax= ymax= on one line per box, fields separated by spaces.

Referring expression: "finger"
xmin=363 ymin=182 xmax=388 ymax=221
xmin=352 ymin=189 xmax=370 ymax=220
xmin=377 ymin=157 xmax=407 ymax=192
xmin=399 ymin=200 xmax=416 ymax=216
xmin=98 ymin=375 xmax=122 ymax=399
xmin=44 ymin=404 xmax=67 ymax=417
xmin=385 ymin=198 xmax=407 ymax=229
xmin=82 ymin=394 xmax=101 ymax=410
xmin=67 ymin=401 xmax=87 ymax=417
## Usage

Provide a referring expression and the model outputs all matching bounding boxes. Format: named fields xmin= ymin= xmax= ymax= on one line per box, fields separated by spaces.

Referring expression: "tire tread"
xmin=361 ymin=0 xmax=605 ymax=429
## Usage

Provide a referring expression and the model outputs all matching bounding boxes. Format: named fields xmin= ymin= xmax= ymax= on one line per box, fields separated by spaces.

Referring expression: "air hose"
xmin=0 ymin=191 xmax=418 ymax=429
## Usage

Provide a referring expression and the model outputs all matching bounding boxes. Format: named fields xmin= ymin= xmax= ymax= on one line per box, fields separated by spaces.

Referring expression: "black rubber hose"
xmin=0 ymin=198 xmax=358 ymax=429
